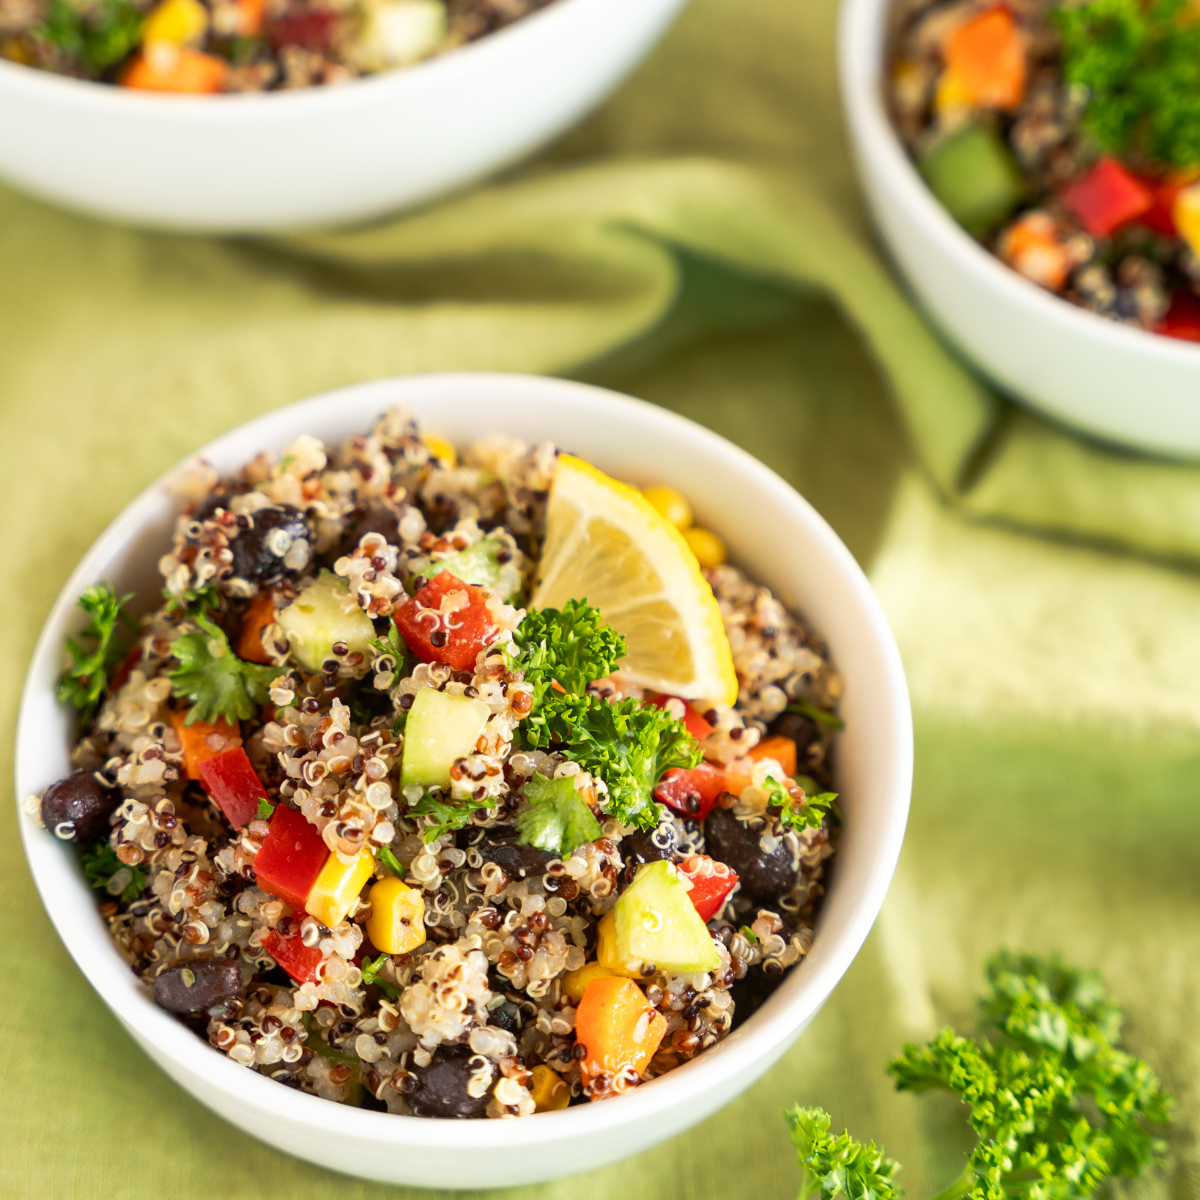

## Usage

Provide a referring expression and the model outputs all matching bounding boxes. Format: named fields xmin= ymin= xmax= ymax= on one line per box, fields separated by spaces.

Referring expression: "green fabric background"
xmin=3 ymin=0 xmax=1200 ymax=1197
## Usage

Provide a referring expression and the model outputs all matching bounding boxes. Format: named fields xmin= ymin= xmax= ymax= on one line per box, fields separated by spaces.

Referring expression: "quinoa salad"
xmin=26 ymin=407 xmax=842 ymax=1120
xmin=0 ymin=0 xmax=554 ymax=92
xmin=888 ymin=0 xmax=1200 ymax=340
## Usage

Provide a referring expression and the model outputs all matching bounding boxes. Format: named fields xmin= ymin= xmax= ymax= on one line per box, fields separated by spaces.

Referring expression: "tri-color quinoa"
xmin=888 ymin=0 xmax=1200 ymax=339
xmin=0 ymin=0 xmax=554 ymax=93
xmin=27 ymin=407 xmax=841 ymax=1119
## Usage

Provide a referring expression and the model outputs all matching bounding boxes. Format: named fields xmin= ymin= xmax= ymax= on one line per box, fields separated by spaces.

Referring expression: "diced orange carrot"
xmin=169 ymin=709 xmax=240 ymax=780
xmin=723 ymin=734 xmax=799 ymax=795
xmin=230 ymin=0 xmax=265 ymax=35
xmin=750 ymin=735 xmax=798 ymax=776
xmin=121 ymin=44 xmax=229 ymax=93
xmin=236 ymin=590 xmax=278 ymax=664
xmin=942 ymin=6 xmax=1026 ymax=111
xmin=575 ymin=977 xmax=667 ymax=1087
xmin=996 ymin=211 xmax=1073 ymax=291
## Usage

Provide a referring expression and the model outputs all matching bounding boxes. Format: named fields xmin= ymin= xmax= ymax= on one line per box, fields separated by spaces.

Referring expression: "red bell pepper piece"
xmin=1156 ymin=290 xmax=1200 ymax=342
xmin=254 ymin=804 xmax=330 ymax=910
xmin=1137 ymin=177 xmax=1185 ymax=237
xmin=197 ymin=746 xmax=268 ymax=829
xmin=262 ymin=928 xmax=324 ymax=984
xmin=1061 ymin=158 xmax=1152 ymax=237
xmin=653 ymin=762 xmax=728 ymax=821
xmin=678 ymin=855 xmax=739 ymax=922
xmin=393 ymin=571 xmax=500 ymax=673
xmin=644 ymin=693 xmax=715 ymax=742
xmin=266 ymin=7 xmax=337 ymax=50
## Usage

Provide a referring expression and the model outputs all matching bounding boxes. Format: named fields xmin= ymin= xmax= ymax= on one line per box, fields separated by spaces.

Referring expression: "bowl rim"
xmin=14 ymin=371 xmax=913 ymax=1152
xmin=0 ymin=0 xmax=604 ymax=113
xmin=837 ymin=0 xmax=1200 ymax=362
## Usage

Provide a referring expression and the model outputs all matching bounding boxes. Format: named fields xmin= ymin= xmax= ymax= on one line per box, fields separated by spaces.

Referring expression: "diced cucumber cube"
xmin=614 ymin=860 xmax=721 ymax=974
xmin=277 ymin=570 xmax=375 ymax=675
xmin=400 ymin=688 xmax=491 ymax=790
xmin=919 ymin=123 xmax=1024 ymax=234
xmin=404 ymin=530 xmax=524 ymax=602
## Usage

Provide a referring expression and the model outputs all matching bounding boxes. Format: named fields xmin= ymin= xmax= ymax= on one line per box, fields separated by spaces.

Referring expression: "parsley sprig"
xmin=58 ymin=582 xmax=136 ymax=724
xmin=81 ymin=840 xmax=146 ymax=904
xmin=408 ymin=789 xmax=496 ymax=844
xmin=512 ymin=601 xmax=699 ymax=831
xmin=1054 ymin=0 xmax=1200 ymax=168
xmin=38 ymin=0 xmax=144 ymax=76
xmin=169 ymin=612 xmax=280 ymax=726
xmin=786 ymin=952 xmax=1172 ymax=1200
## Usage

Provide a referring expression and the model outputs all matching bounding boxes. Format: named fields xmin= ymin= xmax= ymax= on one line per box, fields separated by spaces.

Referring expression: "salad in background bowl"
xmin=15 ymin=373 xmax=912 ymax=1187
xmin=840 ymin=0 xmax=1200 ymax=457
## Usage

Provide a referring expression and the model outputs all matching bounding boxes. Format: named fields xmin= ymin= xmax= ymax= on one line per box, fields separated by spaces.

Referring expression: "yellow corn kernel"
xmin=365 ymin=876 xmax=426 ymax=955
xmin=1174 ymin=183 xmax=1200 ymax=257
xmin=142 ymin=0 xmax=209 ymax=44
xmin=640 ymin=484 xmax=692 ymax=530
xmin=682 ymin=526 xmax=727 ymax=570
xmin=595 ymin=911 xmax=641 ymax=979
xmin=421 ymin=434 xmax=457 ymax=468
xmin=561 ymin=960 xmax=619 ymax=1005
xmin=934 ymin=66 xmax=973 ymax=115
xmin=529 ymin=1065 xmax=571 ymax=1113
xmin=306 ymin=849 xmax=374 ymax=929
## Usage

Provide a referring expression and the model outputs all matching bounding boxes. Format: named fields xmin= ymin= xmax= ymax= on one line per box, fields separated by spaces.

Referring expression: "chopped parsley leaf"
xmin=408 ymin=789 xmax=494 ymax=844
xmin=378 ymin=846 xmax=406 ymax=878
xmin=515 ymin=772 xmax=603 ymax=857
xmin=765 ymin=777 xmax=835 ymax=833
xmin=360 ymin=953 xmax=400 ymax=1000
xmin=786 ymin=699 xmax=844 ymax=731
xmin=169 ymin=612 xmax=280 ymax=725
xmin=80 ymin=840 xmax=146 ymax=904
xmin=58 ymin=582 xmax=135 ymax=724
xmin=255 ymin=798 xmax=275 ymax=822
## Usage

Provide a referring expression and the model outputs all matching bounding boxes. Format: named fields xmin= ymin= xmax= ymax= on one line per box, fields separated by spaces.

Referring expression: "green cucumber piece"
xmin=400 ymin=688 xmax=491 ymax=789
xmin=405 ymin=530 xmax=524 ymax=601
xmin=918 ymin=123 xmax=1023 ymax=234
xmin=614 ymin=860 xmax=721 ymax=974
xmin=277 ymin=570 xmax=375 ymax=675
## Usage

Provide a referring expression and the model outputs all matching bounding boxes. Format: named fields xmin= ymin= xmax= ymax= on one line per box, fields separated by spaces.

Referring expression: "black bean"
xmin=489 ymin=1004 xmax=522 ymax=1035
xmin=407 ymin=1045 xmax=496 ymax=1119
xmin=621 ymin=820 xmax=679 ymax=868
xmin=768 ymin=711 xmax=818 ymax=752
xmin=41 ymin=772 xmax=118 ymax=842
xmin=703 ymin=806 xmax=798 ymax=904
xmin=153 ymin=958 xmax=243 ymax=1014
xmin=228 ymin=505 xmax=310 ymax=582
xmin=475 ymin=825 xmax=556 ymax=878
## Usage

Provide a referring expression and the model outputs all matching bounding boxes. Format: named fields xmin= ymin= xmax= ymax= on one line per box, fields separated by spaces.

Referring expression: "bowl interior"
xmin=14 ymin=373 xmax=912 ymax=1158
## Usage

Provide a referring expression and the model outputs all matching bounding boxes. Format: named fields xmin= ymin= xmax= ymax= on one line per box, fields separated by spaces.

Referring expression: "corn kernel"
xmin=421 ymin=434 xmax=457 ymax=468
xmin=561 ymin=960 xmax=619 ymax=1005
xmin=365 ymin=876 xmax=426 ymax=955
xmin=682 ymin=526 xmax=727 ymax=570
xmin=306 ymin=849 xmax=374 ymax=929
xmin=1174 ymin=183 xmax=1200 ymax=257
xmin=595 ymin=911 xmax=641 ymax=978
xmin=641 ymin=484 xmax=692 ymax=530
xmin=529 ymin=1065 xmax=571 ymax=1112
xmin=934 ymin=65 xmax=973 ymax=115
xmin=142 ymin=0 xmax=209 ymax=45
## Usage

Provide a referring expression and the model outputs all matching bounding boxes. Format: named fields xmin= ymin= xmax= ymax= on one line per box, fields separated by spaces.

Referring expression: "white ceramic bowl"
xmin=15 ymin=372 xmax=912 ymax=1188
xmin=0 ymin=0 xmax=685 ymax=233
xmin=839 ymin=0 xmax=1200 ymax=459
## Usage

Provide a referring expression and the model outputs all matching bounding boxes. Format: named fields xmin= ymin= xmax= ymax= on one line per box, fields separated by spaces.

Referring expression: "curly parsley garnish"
xmin=169 ymin=612 xmax=280 ymax=726
xmin=1054 ymin=0 xmax=1200 ymax=168
xmin=38 ymin=0 xmax=144 ymax=76
xmin=58 ymin=582 xmax=136 ymax=724
xmin=512 ymin=600 xmax=699 ymax=831
xmin=515 ymin=772 xmax=603 ymax=857
xmin=408 ymin=789 xmax=495 ymax=844
xmin=764 ymin=776 xmax=836 ymax=833
xmin=786 ymin=952 xmax=1172 ymax=1200
xmin=81 ymin=840 xmax=146 ymax=904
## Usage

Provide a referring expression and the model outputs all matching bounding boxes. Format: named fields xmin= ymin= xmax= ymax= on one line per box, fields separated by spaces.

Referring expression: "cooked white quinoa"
xmin=28 ymin=407 xmax=841 ymax=1118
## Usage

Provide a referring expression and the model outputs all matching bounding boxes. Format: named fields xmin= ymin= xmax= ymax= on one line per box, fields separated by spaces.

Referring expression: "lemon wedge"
xmin=531 ymin=455 xmax=739 ymax=707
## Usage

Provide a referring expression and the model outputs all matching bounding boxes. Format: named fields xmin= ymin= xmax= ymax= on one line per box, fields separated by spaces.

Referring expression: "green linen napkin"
xmin=3 ymin=0 xmax=1200 ymax=1197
